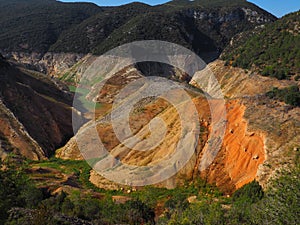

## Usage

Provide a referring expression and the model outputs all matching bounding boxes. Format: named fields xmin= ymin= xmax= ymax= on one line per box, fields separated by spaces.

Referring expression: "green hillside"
xmin=0 ymin=0 xmax=276 ymax=58
xmin=222 ymin=11 xmax=300 ymax=80
xmin=50 ymin=0 xmax=276 ymax=58
xmin=49 ymin=2 xmax=152 ymax=53
xmin=0 ymin=0 xmax=102 ymax=53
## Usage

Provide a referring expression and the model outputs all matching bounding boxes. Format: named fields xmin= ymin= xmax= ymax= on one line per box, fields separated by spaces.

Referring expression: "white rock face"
xmin=1 ymin=51 xmax=83 ymax=75
xmin=188 ymin=7 xmax=273 ymax=24
xmin=242 ymin=8 xmax=273 ymax=23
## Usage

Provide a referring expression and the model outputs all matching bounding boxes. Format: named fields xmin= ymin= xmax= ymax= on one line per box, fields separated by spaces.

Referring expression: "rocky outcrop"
xmin=241 ymin=7 xmax=273 ymax=23
xmin=188 ymin=6 xmax=274 ymax=28
xmin=1 ymin=51 xmax=84 ymax=76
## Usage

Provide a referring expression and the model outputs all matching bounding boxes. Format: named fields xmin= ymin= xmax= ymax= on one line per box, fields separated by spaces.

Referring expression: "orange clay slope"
xmin=200 ymin=100 xmax=265 ymax=193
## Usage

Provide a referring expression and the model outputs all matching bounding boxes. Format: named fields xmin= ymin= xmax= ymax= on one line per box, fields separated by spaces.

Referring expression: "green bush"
xmin=232 ymin=180 xmax=264 ymax=204
xmin=266 ymin=86 xmax=300 ymax=107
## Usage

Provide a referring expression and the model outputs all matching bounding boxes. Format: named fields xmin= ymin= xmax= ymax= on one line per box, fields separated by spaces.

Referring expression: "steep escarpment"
xmin=53 ymin=7 xmax=298 ymax=192
xmin=86 ymin=96 xmax=299 ymax=193
xmin=191 ymin=59 xmax=299 ymax=189
xmin=1 ymin=0 xmax=297 ymax=196
xmin=0 ymin=56 xmax=84 ymax=158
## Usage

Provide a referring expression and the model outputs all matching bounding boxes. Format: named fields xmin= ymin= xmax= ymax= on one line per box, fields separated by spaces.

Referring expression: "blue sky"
xmin=60 ymin=0 xmax=300 ymax=18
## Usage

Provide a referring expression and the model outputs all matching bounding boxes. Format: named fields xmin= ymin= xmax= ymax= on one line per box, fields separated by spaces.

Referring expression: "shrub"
xmin=266 ymin=86 xmax=300 ymax=107
xmin=232 ymin=181 xmax=264 ymax=204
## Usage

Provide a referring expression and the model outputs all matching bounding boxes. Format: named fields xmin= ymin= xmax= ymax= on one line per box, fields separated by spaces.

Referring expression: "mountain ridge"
xmin=0 ymin=0 xmax=276 ymax=75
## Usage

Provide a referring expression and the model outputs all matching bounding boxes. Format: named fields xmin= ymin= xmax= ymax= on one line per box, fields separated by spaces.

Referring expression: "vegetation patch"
xmin=1 ymin=154 xmax=299 ymax=224
xmin=266 ymin=86 xmax=300 ymax=107
xmin=222 ymin=11 xmax=300 ymax=80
